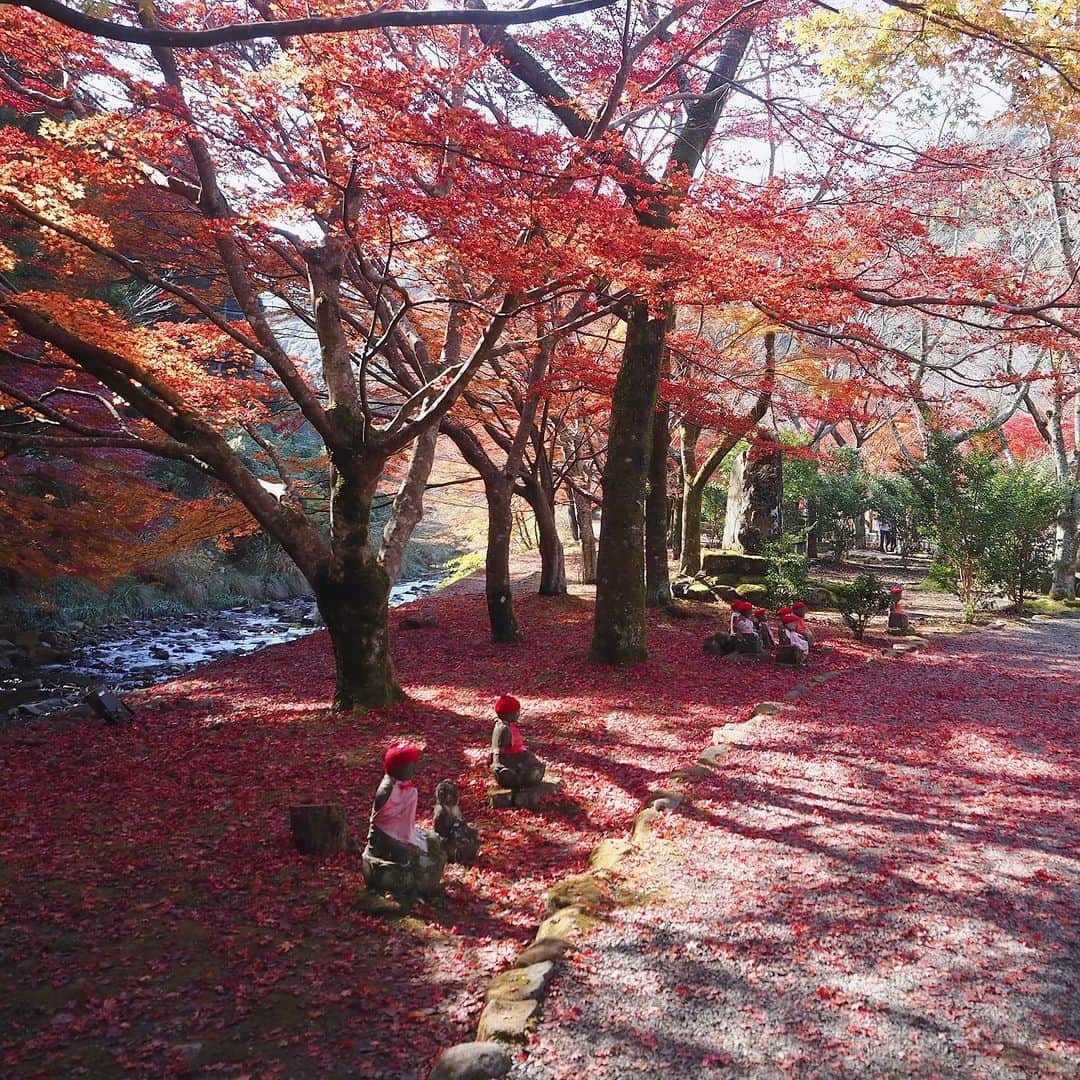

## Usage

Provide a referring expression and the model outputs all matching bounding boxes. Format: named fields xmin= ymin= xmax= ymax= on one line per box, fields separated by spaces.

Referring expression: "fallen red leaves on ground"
xmin=0 ymin=594 xmax=875 ymax=1078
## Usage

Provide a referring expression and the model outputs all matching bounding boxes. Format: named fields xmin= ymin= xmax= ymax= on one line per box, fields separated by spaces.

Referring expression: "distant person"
xmin=879 ymin=515 xmax=897 ymax=553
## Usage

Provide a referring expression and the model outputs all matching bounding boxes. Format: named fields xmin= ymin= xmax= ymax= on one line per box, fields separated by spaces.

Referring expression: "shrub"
xmin=763 ymin=535 xmax=809 ymax=606
xmin=834 ymin=573 xmax=890 ymax=639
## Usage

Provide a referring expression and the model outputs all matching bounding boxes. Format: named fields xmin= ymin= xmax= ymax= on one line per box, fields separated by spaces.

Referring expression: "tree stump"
xmin=289 ymin=804 xmax=348 ymax=856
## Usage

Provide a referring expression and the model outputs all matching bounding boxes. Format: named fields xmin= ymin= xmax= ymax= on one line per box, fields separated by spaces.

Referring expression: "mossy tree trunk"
xmin=645 ymin=402 xmax=672 ymax=606
xmin=484 ymin=475 xmax=524 ymax=643
xmin=590 ymin=301 xmax=665 ymax=663
xmin=522 ymin=473 xmax=567 ymax=597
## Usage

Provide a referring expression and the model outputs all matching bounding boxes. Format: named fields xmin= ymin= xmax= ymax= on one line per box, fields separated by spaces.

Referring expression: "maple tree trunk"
xmin=1048 ymin=394 xmax=1079 ymax=600
xmin=524 ymin=478 xmax=567 ymax=596
xmin=645 ymin=402 xmax=671 ymax=607
xmin=807 ymin=495 xmax=820 ymax=561
xmin=669 ymin=491 xmax=683 ymax=560
xmin=485 ymin=476 xmax=523 ymax=643
xmin=575 ymin=486 xmax=597 ymax=585
xmin=680 ymin=481 xmax=705 ymax=577
xmin=567 ymin=496 xmax=581 ymax=541
xmin=591 ymin=302 xmax=664 ymax=664
xmin=315 ymin=456 xmax=403 ymax=710
xmin=316 ymin=553 xmax=400 ymax=710
xmin=379 ymin=423 xmax=438 ymax=585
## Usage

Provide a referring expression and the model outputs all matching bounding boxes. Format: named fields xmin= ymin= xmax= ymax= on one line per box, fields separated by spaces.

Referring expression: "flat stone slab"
xmin=587 ymin=838 xmax=633 ymax=870
xmin=670 ymin=765 xmax=713 ymax=781
xmin=476 ymin=998 xmax=539 ymax=1043
xmin=547 ymin=873 xmax=608 ymax=913
xmin=752 ymin=701 xmax=792 ymax=716
xmin=712 ymin=721 xmax=756 ymax=744
xmin=534 ymin=905 xmax=596 ymax=943
xmin=487 ymin=778 xmax=562 ymax=810
xmin=649 ymin=793 xmax=685 ymax=812
xmin=516 ymin=938 xmax=574 ymax=967
xmin=485 ymin=961 xmax=554 ymax=1002
xmin=698 ymin=744 xmax=729 ymax=767
xmin=429 ymin=1041 xmax=511 ymax=1080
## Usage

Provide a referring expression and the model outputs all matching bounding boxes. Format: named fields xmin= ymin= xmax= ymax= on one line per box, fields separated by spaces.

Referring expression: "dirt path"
xmin=510 ymin=619 xmax=1080 ymax=1078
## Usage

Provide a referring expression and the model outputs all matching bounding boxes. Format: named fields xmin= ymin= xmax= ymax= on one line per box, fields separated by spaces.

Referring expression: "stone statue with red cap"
xmin=888 ymin=586 xmax=910 ymax=633
xmin=753 ymin=606 xmax=776 ymax=650
xmin=490 ymin=694 xmax=546 ymax=790
xmin=730 ymin=599 xmax=763 ymax=657
xmin=362 ymin=741 xmax=445 ymax=900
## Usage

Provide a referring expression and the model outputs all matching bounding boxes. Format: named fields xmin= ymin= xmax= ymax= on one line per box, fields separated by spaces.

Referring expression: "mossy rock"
xmin=546 ymin=873 xmax=609 ymax=914
xmin=702 ymin=551 xmax=768 ymax=578
xmin=682 ymin=581 xmax=716 ymax=602
xmin=734 ymin=583 xmax=768 ymax=604
xmin=707 ymin=573 xmax=764 ymax=587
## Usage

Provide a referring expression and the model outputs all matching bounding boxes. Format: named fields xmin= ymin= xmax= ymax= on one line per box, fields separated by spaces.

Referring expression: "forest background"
xmin=0 ymin=0 xmax=1078 ymax=704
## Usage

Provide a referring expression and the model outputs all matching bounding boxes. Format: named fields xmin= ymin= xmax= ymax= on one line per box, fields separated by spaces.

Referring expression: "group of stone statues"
xmin=360 ymin=694 xmax=546 ymax=900
xmin=703 ymin=598 xmax=814 ymax=665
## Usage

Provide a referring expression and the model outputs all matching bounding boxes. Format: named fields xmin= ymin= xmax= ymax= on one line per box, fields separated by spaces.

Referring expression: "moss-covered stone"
xmin=587 ymin=838 xmax=633 ymax=870
xmin=534 ymin=905 xmax=597 ymax=942
xmin=702 ymin=551 xmax=768 ymax=578
xmin=546 ymin=873 xmax=609 ymax=914
xmin=476 ymin=998 xmax=539 ymax=1043
xmin=485 ymin=961 xmax=554 ymax=1002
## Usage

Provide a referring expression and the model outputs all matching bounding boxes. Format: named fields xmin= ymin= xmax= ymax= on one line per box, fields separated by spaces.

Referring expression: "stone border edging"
xmin=425 ymin=647 xmax=921 ymax=1078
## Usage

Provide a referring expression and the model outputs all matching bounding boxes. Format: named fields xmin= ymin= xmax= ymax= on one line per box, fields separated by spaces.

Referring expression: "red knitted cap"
xmin=384 ymin=742 xmax=421 ymax=773
xmin=792 ymin=600 xmax=808 ymax=610
xmin=494 ymin=694 xmax=521 ymax=717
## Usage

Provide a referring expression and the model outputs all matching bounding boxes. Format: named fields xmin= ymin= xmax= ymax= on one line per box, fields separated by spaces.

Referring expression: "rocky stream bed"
xmin=0 ymin=576 xmax=441 ymax=724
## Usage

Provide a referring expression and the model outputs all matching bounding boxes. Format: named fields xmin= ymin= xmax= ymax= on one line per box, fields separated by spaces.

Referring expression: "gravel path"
xmin=510 ymin=619 xmax=1080 ymax=1078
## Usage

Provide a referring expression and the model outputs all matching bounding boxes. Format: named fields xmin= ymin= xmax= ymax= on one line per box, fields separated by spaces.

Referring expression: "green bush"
xmin=902 ymin=436 xmax=1067 ymax=619
xmin=834 ymin=574 xmax=890 ymax=639
xmin=763 ymin=535 xmax=809 ymax=606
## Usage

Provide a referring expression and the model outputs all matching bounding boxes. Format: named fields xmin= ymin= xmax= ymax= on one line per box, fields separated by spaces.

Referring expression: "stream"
xmin=0 ymin=576 xmax=442 ymax=724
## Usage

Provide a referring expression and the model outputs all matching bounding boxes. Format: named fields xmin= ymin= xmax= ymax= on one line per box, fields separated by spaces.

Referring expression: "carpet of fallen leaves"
xmin=0 ymin=594 xmax=876 ymax=1078
xmin=509 ymin=618 xmax=1080 ymax=1079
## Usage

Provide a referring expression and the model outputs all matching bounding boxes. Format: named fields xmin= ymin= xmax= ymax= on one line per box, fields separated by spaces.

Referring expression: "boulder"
xmin=429 ymin=1042 xmax=512 ymax=1080
xmin=476 ymin=999 xmax=538 ymax=1044
xmin=701 ymin=551 xmax=769 ymax=579
xmin=734 ymin=583 xmax=769 ymax=604
xmin=485 ymin=961 xmax=554 ymax=1002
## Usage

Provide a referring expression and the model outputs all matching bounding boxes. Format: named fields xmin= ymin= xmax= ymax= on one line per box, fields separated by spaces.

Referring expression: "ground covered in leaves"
xmin=510 ymin=618 xmax=1080 ymax=1078
xmin=1 ymin=593 xmax=877 ymax=1078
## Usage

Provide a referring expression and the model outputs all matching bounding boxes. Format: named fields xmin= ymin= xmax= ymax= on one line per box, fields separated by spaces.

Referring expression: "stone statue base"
xmin=361 ymin=834 xmax=445 ymax=900
xmin=775 ymin=645 xmax=806 ymax=666
xmin=487 ymin=778 xmax=563 ymax=811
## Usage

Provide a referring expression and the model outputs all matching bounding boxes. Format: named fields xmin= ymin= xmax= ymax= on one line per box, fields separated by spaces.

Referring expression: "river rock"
xmin=429 ymin=1042 xmax=511 ymax=1080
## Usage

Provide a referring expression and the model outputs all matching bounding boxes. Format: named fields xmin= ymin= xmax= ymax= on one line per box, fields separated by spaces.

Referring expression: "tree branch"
xmin=6 ymin=0 xmax=615 ymax=48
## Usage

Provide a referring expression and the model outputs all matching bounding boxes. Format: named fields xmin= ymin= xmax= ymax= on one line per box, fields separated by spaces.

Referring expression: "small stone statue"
xmin=791 ymin=600 xmax=816 ymax=649
xmin=491 ymin=694 xmax=546 ymax=790
xmin=776 ymin=613 xmax=809 ymax=666
xmin=362 ymin=742 xmax=445 ymax=900
xmin=730 ymin=599 xmax=763 ymax=657
xmin=433 ymin=780 xmax=480 ymax=864
xmin=754 ymin=607 xmax=776 ymax=650
xmin=888 ymin=586 xmax=910 ymax=633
